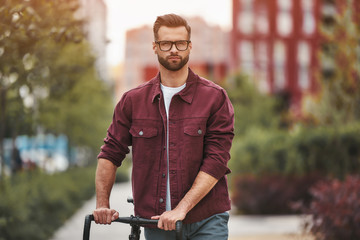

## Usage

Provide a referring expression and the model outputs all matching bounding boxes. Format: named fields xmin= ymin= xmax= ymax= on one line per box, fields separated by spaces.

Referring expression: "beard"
xmin=157 ymin=53 xmax=189 ymax=71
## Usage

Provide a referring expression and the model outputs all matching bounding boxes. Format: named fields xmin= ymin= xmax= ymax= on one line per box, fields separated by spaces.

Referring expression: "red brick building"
xmin=231 ymin=0 xmax=322 ymax=113
xmin=231 ymin=0 xmax=360 ymax=114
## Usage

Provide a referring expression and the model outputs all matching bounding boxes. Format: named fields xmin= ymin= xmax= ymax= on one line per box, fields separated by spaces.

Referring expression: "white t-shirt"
xmin=161 ymin=83 xmax=186 ymax=211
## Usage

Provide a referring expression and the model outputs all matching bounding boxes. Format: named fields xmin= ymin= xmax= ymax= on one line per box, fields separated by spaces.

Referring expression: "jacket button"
xmin=159 ymin=198 xmax=164 ymax=203
xmin=139 ymin=130 xmax=144 ymax=136
xmin=198 ymin=129 xmax=202 ymax=135
xmin=162 ymin=173 xmax=166 ymax=178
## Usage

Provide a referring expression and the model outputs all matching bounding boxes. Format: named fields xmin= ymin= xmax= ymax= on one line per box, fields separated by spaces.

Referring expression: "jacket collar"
xmin=151 ymin=68 xmax=197 ymax=104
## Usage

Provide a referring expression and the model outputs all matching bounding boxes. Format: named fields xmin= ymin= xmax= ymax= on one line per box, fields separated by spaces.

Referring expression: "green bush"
xmin=230 ymin=122 xmax=360 ymax=179
xmin=229 ymin=123 xmax=360 ymax=214
xmin=0 ymin=164 xmax=130 ymax=240
xmin=224 ymin=74 xmax=287 ymax=137
xmin=0 ymin=166 xmax=95 ymax=240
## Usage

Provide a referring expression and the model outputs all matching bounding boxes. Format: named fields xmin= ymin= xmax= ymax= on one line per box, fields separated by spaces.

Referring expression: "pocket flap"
xmin=184 ymin=126 xmax=204 ymax=137
xmin=130 ymin=126 xmax=158 ymax=138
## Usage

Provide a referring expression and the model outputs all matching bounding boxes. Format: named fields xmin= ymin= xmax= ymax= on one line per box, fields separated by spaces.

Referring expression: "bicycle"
xmin=83 ymin=198 xmax=183 ymax=240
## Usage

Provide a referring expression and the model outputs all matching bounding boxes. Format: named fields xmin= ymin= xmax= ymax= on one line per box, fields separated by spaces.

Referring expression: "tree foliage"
xmin=0 ymin=0 xmax=113 ymax=173
xmin=304 ymin=0 xmax=360 ymax=125
xmin=0 ymin=166 xmax=96 ymax=240
xmin=37 ymin=41 xmax=113 ymax=152
xmin=224 ymin=73 xmax=289 ymax=138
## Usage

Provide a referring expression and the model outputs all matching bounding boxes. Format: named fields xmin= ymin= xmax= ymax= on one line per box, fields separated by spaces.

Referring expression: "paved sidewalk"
xmin=51 ymin=182 xmax=309 ymax=240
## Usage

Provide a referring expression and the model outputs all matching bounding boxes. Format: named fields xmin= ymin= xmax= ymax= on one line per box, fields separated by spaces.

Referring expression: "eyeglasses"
xmin=155 ymin=40 xmax=191 ymax=51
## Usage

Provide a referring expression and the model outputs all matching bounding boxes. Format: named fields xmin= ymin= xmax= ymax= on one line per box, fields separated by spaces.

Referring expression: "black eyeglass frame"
xmin=155 ymin=40 xmax=191 ymax=51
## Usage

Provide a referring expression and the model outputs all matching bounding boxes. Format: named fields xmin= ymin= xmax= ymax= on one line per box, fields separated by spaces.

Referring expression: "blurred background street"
xmin=1 ymin=0 xmax=359 ymax=239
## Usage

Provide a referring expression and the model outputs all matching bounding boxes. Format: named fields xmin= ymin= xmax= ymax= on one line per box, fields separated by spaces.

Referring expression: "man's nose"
xmin=170 ymin=43 xmax=178 ymax=53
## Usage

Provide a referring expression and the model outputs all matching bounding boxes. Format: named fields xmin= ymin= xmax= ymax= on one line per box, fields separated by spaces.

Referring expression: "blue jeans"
xmin=144 ymin=212 xmax=229 ymax=240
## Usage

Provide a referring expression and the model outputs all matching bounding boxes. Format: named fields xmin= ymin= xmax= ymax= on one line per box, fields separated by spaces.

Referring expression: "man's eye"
xmin=161 ymin=42 xmax=171 ymax=46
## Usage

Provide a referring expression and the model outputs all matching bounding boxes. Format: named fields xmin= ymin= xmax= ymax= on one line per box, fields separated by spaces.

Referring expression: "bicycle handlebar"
xmin=83 ymin=214 xmax=183 ymax=240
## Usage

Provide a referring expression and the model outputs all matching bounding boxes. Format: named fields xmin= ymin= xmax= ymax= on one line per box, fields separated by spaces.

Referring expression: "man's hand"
xmin=151 ymin=171 xmax=218 ymax=231
xmin=151 ymin=208 xmax=186 ymax=231
xmin=93 ymin=207 xmax=119 ymax=225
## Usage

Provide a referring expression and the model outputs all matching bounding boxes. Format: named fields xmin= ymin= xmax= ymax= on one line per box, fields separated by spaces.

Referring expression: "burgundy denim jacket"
xmin=98 ymin=68 xmax=234 ymax=223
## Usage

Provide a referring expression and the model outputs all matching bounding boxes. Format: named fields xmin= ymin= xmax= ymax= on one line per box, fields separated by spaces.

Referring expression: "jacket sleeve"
xmin=200 ymin=88 xmax=235 ymax=179
xmin=97 ymin=93 xmax=132 ymax=167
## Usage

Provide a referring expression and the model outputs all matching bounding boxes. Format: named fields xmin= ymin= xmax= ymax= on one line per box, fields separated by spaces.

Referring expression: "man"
xmin=94 ymin=13 xmax=234 ymax=239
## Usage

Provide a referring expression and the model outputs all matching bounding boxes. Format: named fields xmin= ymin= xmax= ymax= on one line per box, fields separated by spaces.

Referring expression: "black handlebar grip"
xmin=83 ymin=214 xmax=94 ymax=240
xmin=175 ymin=220 xmax=183 ymax=240
xmin=82 ymin=213 xmax=183 ymax=240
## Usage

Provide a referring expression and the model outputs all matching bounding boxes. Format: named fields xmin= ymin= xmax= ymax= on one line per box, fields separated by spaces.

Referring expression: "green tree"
xmin=37 ymin=41 xmax=113 ymax=154
xmin=304 ymin=0 xmax=360 ymax=125
xmin=0 ymin=0 xmax=112 ymax=176
xmin=224 ymin=73 xmax=288 ymax=138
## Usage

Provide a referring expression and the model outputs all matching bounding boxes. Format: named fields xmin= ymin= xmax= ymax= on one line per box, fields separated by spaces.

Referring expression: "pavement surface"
xmin=51 ymin=182 xmax=311 ymax=240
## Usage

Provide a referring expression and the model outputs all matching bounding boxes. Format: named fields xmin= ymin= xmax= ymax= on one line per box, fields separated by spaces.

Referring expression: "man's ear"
xmin=152 ymin=42 xmax=157 ymax=54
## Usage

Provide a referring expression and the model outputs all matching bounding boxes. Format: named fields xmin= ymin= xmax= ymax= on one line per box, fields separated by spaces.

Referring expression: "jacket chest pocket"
xmin=130 ymin=126 xmax=161 ymax=165
xmin=183 ymin=124 xmax=205 ymax=162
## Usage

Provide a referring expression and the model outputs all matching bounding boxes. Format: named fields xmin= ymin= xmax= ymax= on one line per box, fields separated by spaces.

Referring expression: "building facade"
xmin=231 ymin=0 xmax=360 ymax=114
xmin=231 ymin=0 xmax=322 ymax=112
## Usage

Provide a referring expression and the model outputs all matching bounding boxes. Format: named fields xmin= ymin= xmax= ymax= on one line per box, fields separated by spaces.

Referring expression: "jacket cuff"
xmin=200 ymin=158 xmax=231 ymax=180
xmin=97 ymin=152 xmax=123 ymax=167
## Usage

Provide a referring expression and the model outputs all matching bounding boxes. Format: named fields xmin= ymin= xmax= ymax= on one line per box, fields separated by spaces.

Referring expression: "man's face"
xmin=153 ymin=26 xmax=192 ymax=71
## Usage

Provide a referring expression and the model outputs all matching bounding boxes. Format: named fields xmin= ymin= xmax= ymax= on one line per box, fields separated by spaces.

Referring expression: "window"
xmin=277 ymin=0 xmax=293 ymax=36
xmin=238 ymin=40 xmax=254 ymax=75
xmin=302 ymin=0 xmax=315 ymax=35
xmin=239 ymin=12 xmax=254 ymax=34
xmin=241 ymin=0 xmax=254 ymax=11
xmin=278 ymin=0 xmax=292 ymax=10
xmin=256 ymin=6 xmax=269 ymax=34
xmin=297 ymin=41 xmax=311 ymax=90
xmin=256 ymin=41 xmax=268 ymax=63
xmin=238 ymin=0 xmax=254 ymax=34
xmin=273 ymin=41 xmax=286 ymax=90
xmin=256 ymin=41 xmax=269 ymax=92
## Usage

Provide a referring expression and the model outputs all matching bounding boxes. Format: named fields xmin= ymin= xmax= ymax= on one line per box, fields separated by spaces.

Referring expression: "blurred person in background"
xmin=12 ymin=147 xmax=23 ymax=173
xmin=93 ymin=13 xmax=234 ymax=240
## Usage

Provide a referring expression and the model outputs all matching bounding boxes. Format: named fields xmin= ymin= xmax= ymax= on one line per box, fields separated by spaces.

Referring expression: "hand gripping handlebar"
xmin=83 ymin=214 xmax=183 ymax=240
